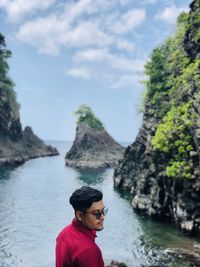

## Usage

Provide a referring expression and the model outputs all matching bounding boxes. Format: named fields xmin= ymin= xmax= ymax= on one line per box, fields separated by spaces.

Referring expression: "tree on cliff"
xmin=0 ymin=32 xmax=19 ymax=119
xmin=0 ymin=32 xmax=11 ymax=81
xmin=74 ymin=105 xmax=104 ymax=130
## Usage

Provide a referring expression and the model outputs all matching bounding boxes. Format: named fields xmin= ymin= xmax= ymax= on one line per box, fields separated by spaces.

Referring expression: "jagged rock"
xmin=65 ymin=122 xmax=125 ymax=169
xmin=0 ymin=126 xmax=59 ymax=166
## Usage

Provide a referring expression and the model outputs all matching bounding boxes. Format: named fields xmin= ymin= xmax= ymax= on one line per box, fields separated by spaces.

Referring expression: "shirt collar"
xmin=72 ymin=218 xmax=97 ymax=242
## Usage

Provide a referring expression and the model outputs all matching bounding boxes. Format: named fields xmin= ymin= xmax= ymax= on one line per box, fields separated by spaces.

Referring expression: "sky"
xmin=0 ymin=0 xmax=192 ymax=142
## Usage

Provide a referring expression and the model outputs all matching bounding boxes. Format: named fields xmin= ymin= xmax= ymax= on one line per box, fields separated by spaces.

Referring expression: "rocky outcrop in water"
xmin=65 ymin=122 xmax=125 ymax=169
xmin=65 ymin=105 xmax=125 ymax=169
xmin=0 ymin=33 xmax=59 ymax=166
xmin=114 ymin=0 xmax=200 ymax=235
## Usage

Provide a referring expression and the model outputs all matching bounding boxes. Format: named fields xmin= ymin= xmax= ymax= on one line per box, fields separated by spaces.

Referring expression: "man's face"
xmin=80 ymin=200 xmax=106 ymax=231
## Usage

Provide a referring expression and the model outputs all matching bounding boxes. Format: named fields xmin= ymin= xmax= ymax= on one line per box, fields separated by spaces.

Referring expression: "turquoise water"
xmin=0 ymin=141 xmax=200 ymax=267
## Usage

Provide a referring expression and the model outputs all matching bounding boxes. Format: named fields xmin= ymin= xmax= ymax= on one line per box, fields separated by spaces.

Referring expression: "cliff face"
xmin=0 ymin=84 xmax=59 ymax=165
xmin=0 ymin=82 xmax=22 ymax=141
xmin=65 ymin=122 xmax=125 ymax=169
xmin=0 ymin=34 xmax=59 ymax=166
xmin=114 ymin=0 xmax=200 ymax=235
xmin=184 ymin=0 xmax=200 ymax=59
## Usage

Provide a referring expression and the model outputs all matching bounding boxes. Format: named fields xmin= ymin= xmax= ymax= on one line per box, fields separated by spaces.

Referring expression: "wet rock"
xmin=167 ymin=248 xmax=200 ymax=267
xmin=105 ymin=260 xmax=128 ymax=267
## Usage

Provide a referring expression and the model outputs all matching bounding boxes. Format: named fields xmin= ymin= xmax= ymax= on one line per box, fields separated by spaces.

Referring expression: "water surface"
xmin=0 ymin=141 xmax=199 ymax=267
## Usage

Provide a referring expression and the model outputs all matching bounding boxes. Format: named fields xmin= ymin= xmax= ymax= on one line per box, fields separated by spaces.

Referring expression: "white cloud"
xmin=116 ymin=39 xmax=135 ymax=52
xmin=64 ymin=0 xmax=92 ymax=24
xmin=64 ymin=21 xmax=112 ymax=48
xmin=111 ymin=9 xmax=146 ymax=34
xmin=74 ymin=48 xmax=108 ymax=62
xmin=66 ymin=68 xmax=91 ymax=80
xmin=110 ymin=74 xmax=145 ymax=89
xmin=155 ymin=5 xmax=189 ymax=25
xmin=74 ymin=48 xmax=145 ymax=73
xmin=0 ymin=0 xmax=55 ymax=22
xmin=142 ymin=0 xmax=157 ymax=4
xmin=17 ymin=15 xmax=66 ymax=55
xmin=17 ymin=17 xmax=112 ymax=55
xmin=118 ymin=0 xmax=131 ymax=5
xmin=15 ymin=1 xmax=144 ymax=55
xmin=9 ymin=0 xmax=146 ymax=89
xmin=109 ymin=56 xmax=145 ymax=72
xmin=62 ymin=0 xmax=130 ymax=25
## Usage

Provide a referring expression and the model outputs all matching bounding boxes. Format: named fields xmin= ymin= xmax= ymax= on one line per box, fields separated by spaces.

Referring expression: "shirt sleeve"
xmin=55 ymin=236 xmax=68 ymax=267
xmin=74 ymin=247 xmax=104 ymax=267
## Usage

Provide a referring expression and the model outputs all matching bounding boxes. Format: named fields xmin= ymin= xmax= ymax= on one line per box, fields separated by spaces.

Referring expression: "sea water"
xmin=0 ymin=141 xmax=199 ymax=267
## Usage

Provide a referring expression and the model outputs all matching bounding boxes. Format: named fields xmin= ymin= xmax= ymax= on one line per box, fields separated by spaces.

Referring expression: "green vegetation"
xmin=74 ymin=105 xmax=104 ymax=130
xmin=145 ymin=10 xmax=200 ymax=179
xmin=152 ymin=102 xmax=193 ymax=178
xmin=145 ymin=12 xmax=190 ymax=117
xmin=0 ymin=33 xmax=11 ymax=80
xmin=0 ymin=32 xmax=20 ymax=119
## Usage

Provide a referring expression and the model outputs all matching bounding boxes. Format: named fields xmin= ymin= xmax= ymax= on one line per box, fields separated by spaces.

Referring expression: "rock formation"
xmin=65 ymin=105 xmax=125 ymax=169
xmin=0 ymin=33 xmax=58 ymax=166
xmin=0 ymin=126 xmax=59 ymax=165
xmin=114 ymin=0 xmax=200 ymax=235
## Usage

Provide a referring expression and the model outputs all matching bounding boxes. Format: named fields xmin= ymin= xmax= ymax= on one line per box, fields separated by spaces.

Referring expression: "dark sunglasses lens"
xmin=95 ymin=208 xmax=108 ymax=219
xmin=95 ymin=212 xmax=102 ymax=219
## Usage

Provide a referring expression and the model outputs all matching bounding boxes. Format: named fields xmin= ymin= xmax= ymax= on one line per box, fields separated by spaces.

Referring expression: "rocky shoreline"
xmin=0 ymin=126 xmax=59 ymax=166
xmin=105 ymin=247 xmax=200 ymax=267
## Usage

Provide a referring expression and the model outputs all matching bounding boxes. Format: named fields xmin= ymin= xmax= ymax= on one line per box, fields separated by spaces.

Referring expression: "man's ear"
xmin=76 ymin=210 xmax=84 ymax=222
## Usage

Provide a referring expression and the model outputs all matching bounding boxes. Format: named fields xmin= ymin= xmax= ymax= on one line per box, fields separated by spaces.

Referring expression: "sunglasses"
xmin=82 ymin=208 xmax=108 ymax=220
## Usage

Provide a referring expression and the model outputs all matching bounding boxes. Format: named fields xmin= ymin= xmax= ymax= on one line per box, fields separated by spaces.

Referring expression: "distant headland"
xmin=0 ymin=33 xmax=59 ymax=166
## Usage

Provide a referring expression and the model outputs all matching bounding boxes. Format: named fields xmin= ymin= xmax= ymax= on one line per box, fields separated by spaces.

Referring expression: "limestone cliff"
xmin=0 ymin=33 xmax=58 ymax=166
xmin=114 ymin=0 xmax=200 ymax=235
xmin=65 ymin=105 xmax=125 ymax=169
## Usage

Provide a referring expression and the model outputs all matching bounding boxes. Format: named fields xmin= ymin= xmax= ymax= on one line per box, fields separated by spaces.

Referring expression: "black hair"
xmin=69 ymin=186 xmax=103 ymax=211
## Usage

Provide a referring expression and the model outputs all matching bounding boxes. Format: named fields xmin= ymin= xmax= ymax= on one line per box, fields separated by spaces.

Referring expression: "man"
xmin=56 ymin=186 xmax=108 ymax=267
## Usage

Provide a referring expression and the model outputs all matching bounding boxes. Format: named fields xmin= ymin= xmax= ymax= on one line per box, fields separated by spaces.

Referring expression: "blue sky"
xmin=0 ymin=0 xmax=191 ymax=142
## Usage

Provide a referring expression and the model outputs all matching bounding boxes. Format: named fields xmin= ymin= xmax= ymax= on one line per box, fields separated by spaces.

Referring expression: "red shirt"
xmin=56 ymin=219 xmax=104 ymax=267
